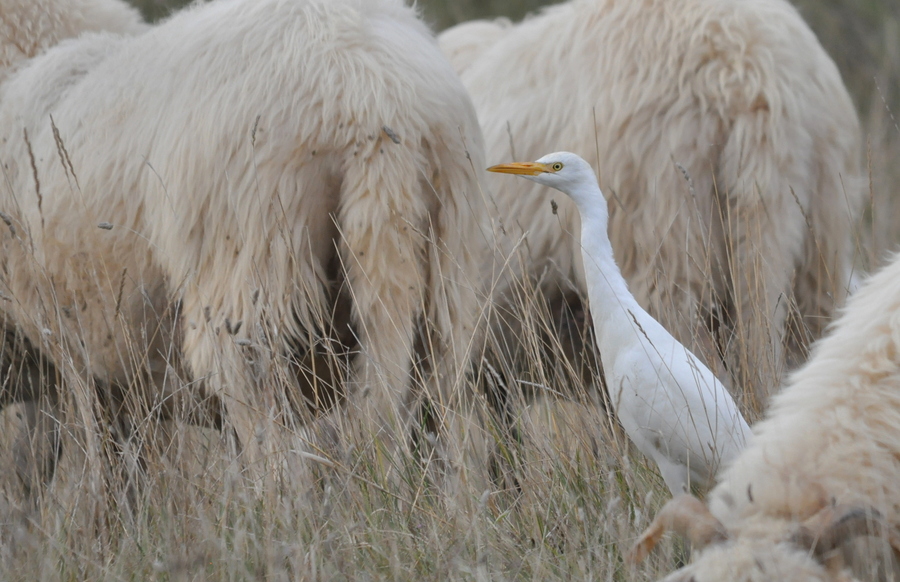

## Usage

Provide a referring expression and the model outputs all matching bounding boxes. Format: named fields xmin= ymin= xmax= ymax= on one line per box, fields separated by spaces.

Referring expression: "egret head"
xmin=487 ymin=151 xmax=605 ymax=214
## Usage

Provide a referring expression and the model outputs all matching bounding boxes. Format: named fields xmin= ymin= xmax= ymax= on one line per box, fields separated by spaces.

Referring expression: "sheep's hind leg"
xmin=177 ymin=297 xmax=279 ymax=490
xmin=220 ymin=347 xmax=280 ymax=490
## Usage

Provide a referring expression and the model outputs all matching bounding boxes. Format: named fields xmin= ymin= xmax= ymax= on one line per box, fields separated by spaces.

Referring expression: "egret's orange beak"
xmin=487 ymin=162 xmax=551 ymax=176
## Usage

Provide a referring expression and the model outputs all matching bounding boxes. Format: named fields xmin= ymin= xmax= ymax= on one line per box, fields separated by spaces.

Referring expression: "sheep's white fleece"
xmin=656 ymin=252 xmax=900 ymax=581
xmin=0 ymin=0 xmax=489 ymax=466
xmin=440 ymin=0 xmax=863 ymax=400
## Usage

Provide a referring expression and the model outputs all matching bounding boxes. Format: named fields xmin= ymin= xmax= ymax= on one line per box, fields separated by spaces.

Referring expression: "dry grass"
xmin=0 ymin=370 xmax=679 ymax=581
xmin=0 ymin=0 xmax=897 ymax=580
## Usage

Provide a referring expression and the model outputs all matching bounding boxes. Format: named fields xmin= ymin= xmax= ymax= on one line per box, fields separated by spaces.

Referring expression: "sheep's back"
xmin=0 ymin=0 xmax=490 ymax=384
xmin=453 ymin=0 xmax=860 ymax=340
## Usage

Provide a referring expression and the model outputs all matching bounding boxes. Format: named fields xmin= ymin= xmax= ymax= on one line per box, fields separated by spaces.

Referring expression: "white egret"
xmin=488 ymin=152 xmax=750 ymax=494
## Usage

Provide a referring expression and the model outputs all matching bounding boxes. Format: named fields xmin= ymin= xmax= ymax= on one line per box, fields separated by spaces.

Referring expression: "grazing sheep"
xmin=630 ymin=251 xmax=900 ymax=581
xmin=0 ymin=0 xmax=488 ymax=481
xmin=440 ymin=0 xmax=864 ymax=405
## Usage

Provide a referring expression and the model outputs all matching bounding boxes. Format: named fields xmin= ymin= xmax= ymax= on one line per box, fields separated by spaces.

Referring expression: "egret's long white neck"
xmin=567 ymin=181 xmax=646 ymax=352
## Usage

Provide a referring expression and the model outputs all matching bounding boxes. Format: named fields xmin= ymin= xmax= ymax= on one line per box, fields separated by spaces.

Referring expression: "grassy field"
xmin=0 ymin=0 xmax=898 ymax=580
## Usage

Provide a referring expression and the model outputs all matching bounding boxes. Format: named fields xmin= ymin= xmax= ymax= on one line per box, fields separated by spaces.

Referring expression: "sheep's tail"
xmin=790 ymin=109 xmax=865 ymax=349
xmin=711 ymin=51 xmax=863 ymax=402
xmin=335 ymin=131 xmax=436 ymax=440
xmin=422 ymin=128 xmax=491 ymax=422
xmin=335 ymin=123 xmax=488 ymax=454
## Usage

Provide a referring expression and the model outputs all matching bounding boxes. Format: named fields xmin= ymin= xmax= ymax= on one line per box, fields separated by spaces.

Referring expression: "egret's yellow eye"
xmin=551 ymin=162 xmax=564 ymax=171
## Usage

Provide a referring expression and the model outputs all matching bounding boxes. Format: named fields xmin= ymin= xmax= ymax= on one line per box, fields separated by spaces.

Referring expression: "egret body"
xmin=488 ymin=152 xmax=750 ymax=494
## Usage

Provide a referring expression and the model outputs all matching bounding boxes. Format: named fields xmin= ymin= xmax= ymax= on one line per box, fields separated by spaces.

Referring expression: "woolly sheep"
xmin=439 ymin=0 xmax=863 ymax=405
xmin=630 ymin=251 xmax=900 ymax=581
xmin=0 ymin=0 xmax=488 ymax=480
